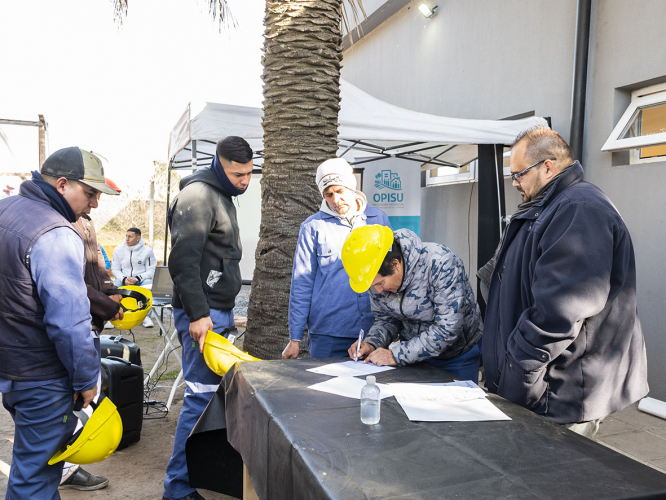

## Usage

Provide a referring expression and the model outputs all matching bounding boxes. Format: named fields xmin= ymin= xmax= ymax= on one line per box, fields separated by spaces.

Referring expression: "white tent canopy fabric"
xmin=168 ymin=80 xmax=547 ymax=169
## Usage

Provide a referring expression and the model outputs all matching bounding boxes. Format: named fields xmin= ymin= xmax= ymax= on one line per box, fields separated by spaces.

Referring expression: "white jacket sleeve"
xmin=139 ymin=247 xmax=157 ymax=282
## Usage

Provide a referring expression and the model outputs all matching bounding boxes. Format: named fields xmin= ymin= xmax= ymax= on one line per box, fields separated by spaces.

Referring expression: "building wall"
xmin=342 ymin=0 xmax=666 ymax=400
xmin=583 ymin=0 xmax=666 ymax=401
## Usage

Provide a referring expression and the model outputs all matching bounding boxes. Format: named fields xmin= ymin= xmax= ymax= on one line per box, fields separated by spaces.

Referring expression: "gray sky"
xmin=0 ymin=0 xmax=263 ymax=188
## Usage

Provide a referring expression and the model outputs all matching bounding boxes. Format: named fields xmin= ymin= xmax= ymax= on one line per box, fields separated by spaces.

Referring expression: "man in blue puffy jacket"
xmin=283 ymin=158 xmax=391 ymax=359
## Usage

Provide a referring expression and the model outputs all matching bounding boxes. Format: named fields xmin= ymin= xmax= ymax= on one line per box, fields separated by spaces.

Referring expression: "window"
xmin=602 ymin=82 xmax=666 ymax=163
xmin=425 ymin=161 xmax=476 ymax=186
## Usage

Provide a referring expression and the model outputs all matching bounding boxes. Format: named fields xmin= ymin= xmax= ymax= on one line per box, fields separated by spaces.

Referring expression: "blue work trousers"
xmin=425 ymin=341 xmax=482 ymax=382
xmin=163 ymin=308 xmax=234 ymax=500
xmin=308 ymin=333 xmax=356 ymax=358
xmin=2 ymin=380 xmax=76 ymax=500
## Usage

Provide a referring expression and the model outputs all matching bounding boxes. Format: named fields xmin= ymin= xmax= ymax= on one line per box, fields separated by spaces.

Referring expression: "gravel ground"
xmin=234 ymin=285 xmax=251 ymax=317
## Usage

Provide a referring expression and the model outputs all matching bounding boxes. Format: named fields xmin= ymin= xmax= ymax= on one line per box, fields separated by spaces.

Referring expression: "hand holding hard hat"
xmin=108 ymin=285 xmax=152 ymax=330
xmin=203 ymin=330 xmax=260 ymax=376
xmin=49 ymin=396 xmax=123 ymax=466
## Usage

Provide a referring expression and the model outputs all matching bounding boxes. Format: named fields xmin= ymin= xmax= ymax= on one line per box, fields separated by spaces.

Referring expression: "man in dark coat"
xmin=482 ymin=126 xmax=648 ymax=438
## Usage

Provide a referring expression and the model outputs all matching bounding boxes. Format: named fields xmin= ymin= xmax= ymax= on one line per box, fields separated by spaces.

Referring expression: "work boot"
xmin=162 ymin=491 xmax=206 ymax=500
xmin=142 ymin=316 xmax=154 ymax=328
xmin=59 ymin=466 xmax=109 ymax=490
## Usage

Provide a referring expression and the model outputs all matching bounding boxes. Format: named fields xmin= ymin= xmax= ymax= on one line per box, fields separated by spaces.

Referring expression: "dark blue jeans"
xmin=425 ymin=342 xmax=482 ymax=382
xmin=163 ymin=307 xmax=234 ymax=499
xmin=2 ymin=380 xmax=76 ymax=500
xmin=308 ymin=333 xmax=355 ymax=358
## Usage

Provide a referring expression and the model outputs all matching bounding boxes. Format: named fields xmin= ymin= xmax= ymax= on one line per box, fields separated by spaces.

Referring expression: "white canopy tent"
xmin=168 ymin=79 xmax=547 ymax=170
xmin=166 ymin=80 xmax=548 ymax=284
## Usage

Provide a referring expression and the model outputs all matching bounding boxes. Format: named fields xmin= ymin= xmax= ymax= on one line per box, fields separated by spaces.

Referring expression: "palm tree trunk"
xmin=244 ymin=0 xmax=342 ymax=358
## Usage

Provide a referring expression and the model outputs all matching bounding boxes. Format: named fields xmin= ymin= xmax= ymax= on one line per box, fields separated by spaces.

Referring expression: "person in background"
xmin=99 ymin=243 xmax=111 ymax=270
xmin=481 ymin=126 xmax=648 ymax=438
xmin=0 ymin=147 xmax=113 ymax=498
xmin=110 ymin=226 xmax=157 ymax=327
xmin=341 ymin=226 xmax=483 ymax=381
xmin=163 ymin=136 xmax=254 ymax=500
xmin=283 ymin=158 xmax=391 ymax=359
xmin=60 ymin=176 xmax=124 ymax=491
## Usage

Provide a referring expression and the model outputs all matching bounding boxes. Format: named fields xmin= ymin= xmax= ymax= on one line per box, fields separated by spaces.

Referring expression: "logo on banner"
xmin=373 ymin=169 xmax=404 ymax=203
xmin=374 ymin=170 xmax=402 ymax=190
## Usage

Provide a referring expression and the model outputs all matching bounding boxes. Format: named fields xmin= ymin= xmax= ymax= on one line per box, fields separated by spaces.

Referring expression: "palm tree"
xmin=243 ymin=0 xmax=349 ymax=359
xmin=114 ymin=0 xmax=362 ymax=359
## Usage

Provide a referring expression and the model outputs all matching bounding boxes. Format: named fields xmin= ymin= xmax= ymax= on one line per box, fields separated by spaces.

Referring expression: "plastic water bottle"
xmin=360 ymin=375 xmax=381 ymax=425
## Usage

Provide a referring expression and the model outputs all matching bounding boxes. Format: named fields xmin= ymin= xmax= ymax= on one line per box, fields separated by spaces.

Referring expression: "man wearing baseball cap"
xmin=0 ymin=147 xmax=116 ymax=498
xmin=282 ymin=158 xmax=391 ymax=359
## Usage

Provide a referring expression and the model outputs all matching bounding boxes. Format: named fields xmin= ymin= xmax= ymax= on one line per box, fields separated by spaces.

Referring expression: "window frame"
xmin=602 ymin=82 xmax=666 ymax=159
xmin=425 ymin=161 xmax=477 ymax=186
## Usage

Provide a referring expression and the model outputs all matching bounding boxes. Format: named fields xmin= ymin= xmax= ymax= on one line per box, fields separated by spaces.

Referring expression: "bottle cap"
xmin=367 ymin=375 xmax=376 ymax=384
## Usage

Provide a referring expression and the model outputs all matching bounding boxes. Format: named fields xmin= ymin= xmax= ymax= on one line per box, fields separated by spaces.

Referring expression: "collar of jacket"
xmin=512 ymin=161 xmax=584 ymax=221
xmin=319 ymin=209 xmax=368 ymax=222
xmin=178 ymin=167 xmax=233 ymax=199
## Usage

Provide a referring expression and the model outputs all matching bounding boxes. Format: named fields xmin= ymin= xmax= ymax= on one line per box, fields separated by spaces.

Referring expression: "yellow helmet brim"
xmin=48 ymin=398 xmax=123 ymax=465
xmin=203 ymin=330 xmax=260 ymax=376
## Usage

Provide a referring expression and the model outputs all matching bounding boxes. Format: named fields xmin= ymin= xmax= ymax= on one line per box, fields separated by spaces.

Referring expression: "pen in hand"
xmin=354 ymin=329 xmax=364 ymax=362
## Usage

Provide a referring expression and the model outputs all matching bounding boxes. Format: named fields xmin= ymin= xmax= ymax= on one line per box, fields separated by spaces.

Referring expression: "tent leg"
xmin=477 ymin=144 xmax=506 ymax=317
xmin=164 ymin=161 xmax=172 ymax=265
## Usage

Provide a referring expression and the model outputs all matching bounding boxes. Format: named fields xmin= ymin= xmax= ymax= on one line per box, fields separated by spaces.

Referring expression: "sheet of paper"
xmin=308 ymin=376 xmax=394 ymax=400
xmin=307 ymin=360 xmax=395 ymax=377
xmin=387 ymin=382 xmax=511 ymax=422
xmin=388 ymin=382 xmax=486 ymax=403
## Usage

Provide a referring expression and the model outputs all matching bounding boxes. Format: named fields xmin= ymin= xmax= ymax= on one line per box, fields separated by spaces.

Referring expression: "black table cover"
xmin=192 ymin=358 xmax=666 ymax=499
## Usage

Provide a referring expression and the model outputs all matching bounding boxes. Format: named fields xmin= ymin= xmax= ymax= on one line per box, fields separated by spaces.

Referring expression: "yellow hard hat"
xmin=109 ymin=285 xmax=152 ymax=330
xmin=49 ymin=397 xmax=123 ymax=465
xmin=341 ymin=225 xmax=394 ymax=293
xmin=203 ymin=330 xmax=260 ymax=376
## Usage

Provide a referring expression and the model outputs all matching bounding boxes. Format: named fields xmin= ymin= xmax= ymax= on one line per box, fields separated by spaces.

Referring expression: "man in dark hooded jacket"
xmin=162 ymin=136 xmax=253 ymax=500
xmin=482 ymin=126 xmax=648 ymax=438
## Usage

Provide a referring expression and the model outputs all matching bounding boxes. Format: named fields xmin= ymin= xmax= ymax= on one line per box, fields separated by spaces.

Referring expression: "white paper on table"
xmin=308 ymin=376 xmax=394 ymax=400
xmin=307 ymin=360 xmax=395 ymax=377
xmin=387 ymin=382 xmax=511 ymax=422
xmin=388 ymin=382 xmax=486 ymax=403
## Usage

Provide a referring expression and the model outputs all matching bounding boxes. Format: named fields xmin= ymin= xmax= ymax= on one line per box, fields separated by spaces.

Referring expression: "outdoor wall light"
xmin=418 ymin=3 xmax=438 ymax=18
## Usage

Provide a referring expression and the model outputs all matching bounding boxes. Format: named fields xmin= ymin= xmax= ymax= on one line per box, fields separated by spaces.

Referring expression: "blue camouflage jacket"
xmin=364 ymin=229 xmax=483 ymax=365
xmin=289 ymin=206 xmax=391 ymax=340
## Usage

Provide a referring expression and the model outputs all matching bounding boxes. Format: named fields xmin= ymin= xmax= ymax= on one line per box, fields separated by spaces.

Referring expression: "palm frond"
xmin=341 ymin=0 xmax=367 ymax=46
xmin=208 ymin=0 xmax=239 ymax=32
xmin=111 ymin=0 xmax=128 ymax=25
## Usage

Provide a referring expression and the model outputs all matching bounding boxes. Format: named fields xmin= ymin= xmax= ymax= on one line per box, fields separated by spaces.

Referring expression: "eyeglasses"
xmin=510 ymin=158 xmax=556 ymax=182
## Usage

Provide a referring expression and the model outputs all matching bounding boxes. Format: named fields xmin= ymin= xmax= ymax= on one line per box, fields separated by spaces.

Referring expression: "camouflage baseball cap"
xmin=41 ymin=147 xmax=119 ymax=195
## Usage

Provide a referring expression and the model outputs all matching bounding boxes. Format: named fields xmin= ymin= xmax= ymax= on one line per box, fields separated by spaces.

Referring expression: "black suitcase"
xmin=100 ymin=356 xmax=144 ymax=449
xmin=100 ymin=334 xmax=141 ymax=367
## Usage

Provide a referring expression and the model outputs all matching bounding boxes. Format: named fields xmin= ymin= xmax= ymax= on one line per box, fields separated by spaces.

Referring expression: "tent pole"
xmin=476 ymin=144 xmax=506 ymax=316
xmin=163 ymin=160 xmax=172 ymax=264
xmin=191 ymin=139 xmax=198 ymax=172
